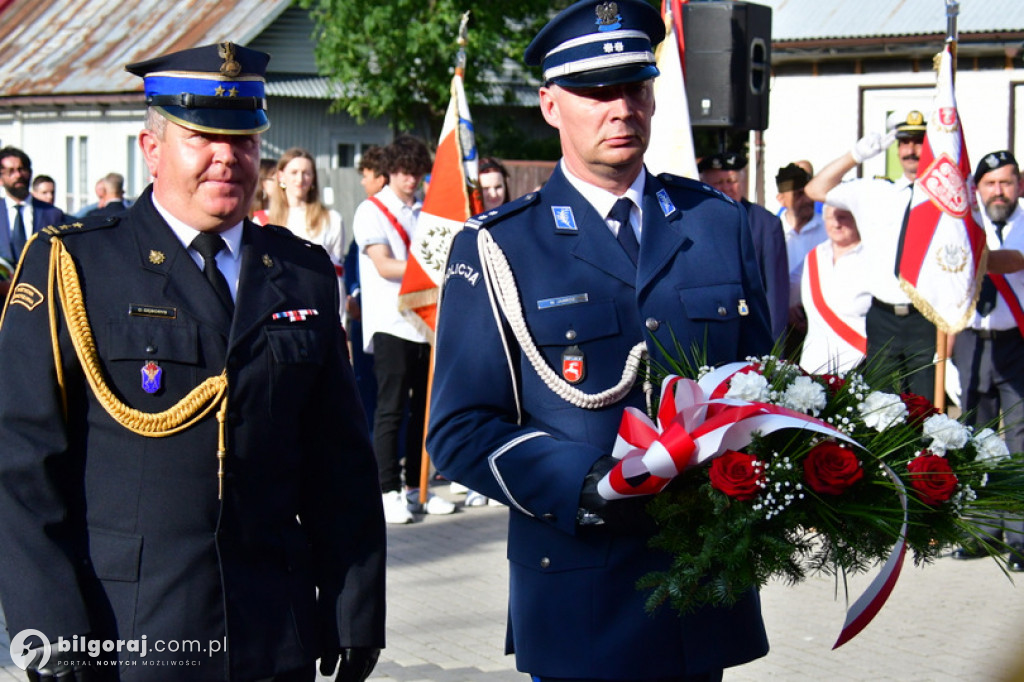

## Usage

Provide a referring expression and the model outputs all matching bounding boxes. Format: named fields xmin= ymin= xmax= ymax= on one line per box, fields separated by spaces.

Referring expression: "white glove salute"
xmin=850 ymin=130 xmax=898 ymax=164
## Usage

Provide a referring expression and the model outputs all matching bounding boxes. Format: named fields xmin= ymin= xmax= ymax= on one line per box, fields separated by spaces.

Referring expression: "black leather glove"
xmin=25 ymin=643 xmax=103 ymax=682
xmin=319 ymin=647 xmax=381 ymax=682
xmin=578 ymin=455 xmax=656 ymax=534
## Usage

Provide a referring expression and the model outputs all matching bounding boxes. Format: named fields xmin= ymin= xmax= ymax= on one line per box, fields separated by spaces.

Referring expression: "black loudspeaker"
xmin=682 ymin=1 xmax=772 ymax=130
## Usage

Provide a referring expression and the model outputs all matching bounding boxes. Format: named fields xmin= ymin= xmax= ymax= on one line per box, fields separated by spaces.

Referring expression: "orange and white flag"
xmin=895 ymin=44 xmax=986 ymax=333
xmin=644 ymin=0 xmax=697 ymax=178
xmin=398 ymin=66 xmax=483 ymax=342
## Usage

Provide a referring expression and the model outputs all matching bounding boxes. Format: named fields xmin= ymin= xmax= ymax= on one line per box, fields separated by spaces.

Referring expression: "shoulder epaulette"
xmin=259 ymin=221 xmax=323 ymax=251
xmin=657 ymin=172 xmax=736 ymax=204
xmin=465 ymin=190 xmax=540 ymax=230
xmin=39 ymin=215 xmax=120 ymax=240
xmin=873 ymin=175 xmax=895 ymax=183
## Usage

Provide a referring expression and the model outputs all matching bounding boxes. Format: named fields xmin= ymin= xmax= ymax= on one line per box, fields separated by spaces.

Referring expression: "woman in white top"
xmin=799 ymin=205 xmax=872 ymax=374
xmin=261 ymin=147 xmax=346 ymax=272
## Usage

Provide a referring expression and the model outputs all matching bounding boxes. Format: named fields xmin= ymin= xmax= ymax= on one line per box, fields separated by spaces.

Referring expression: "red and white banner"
xmin=643 ymin=0 xmax=697 ymax=178
xmin=895 ymin=44 xmax=987 ymax=333
xmin=398 ymin=69 xmax=483 ymax=341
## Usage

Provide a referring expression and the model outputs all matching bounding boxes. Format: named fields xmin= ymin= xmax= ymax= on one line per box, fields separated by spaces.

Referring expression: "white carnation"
xmin=858 ymin=391 xmax=908 ymax=431
xmin=973 ymin=428 xmax=1010 ymax=462
xmin=725 ymin=371 xmax=770 ymax=402
xmin=780 ymin=376 xmax=827 ymax=415
xmin=922 ymin=413 xmax=970 ymax=454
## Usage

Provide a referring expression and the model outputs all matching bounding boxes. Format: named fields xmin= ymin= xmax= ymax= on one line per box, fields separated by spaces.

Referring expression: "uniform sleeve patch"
xmin=445 ymin=261 xmax=481 ymax=286
xmin=9 ymin=283 xmax=44 ymax=311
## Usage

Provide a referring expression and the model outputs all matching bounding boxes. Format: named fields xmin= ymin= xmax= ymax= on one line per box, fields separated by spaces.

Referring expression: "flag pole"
xmin=419 ymin=11 xmax=471 ymax=504
xmin=933 ymin=0 xmax=959 ymax=411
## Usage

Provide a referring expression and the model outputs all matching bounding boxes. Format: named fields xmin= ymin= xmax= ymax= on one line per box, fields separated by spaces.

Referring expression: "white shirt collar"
xmin=560 ymin=161 xmax=645 ymax=234
xmin=152 ymin=194 xmax=243 ymax=261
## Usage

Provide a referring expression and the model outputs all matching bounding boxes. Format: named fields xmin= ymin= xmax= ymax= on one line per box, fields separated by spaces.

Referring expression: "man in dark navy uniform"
xmin=0 ymin=42 xmax=384 ymax=682
xmin=427 ymin=1 xmax=772 ymax=680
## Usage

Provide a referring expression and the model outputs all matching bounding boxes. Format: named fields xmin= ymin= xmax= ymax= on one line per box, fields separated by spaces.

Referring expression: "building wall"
xmin=0 ymin=105 xmax=148 ymax=214
xmin=759 ymin=64 xmax=1024 ymax=213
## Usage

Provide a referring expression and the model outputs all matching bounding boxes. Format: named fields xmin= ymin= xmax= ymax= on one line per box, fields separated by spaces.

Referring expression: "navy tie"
xmin=610 ymin=198 xmax=638 ymax=265
xmin=190 ymin=232 xmax=234 ymax=315
xmin=977 ymin=220 xmax=1007 ymax=316
xmin=10 ymin=204 xmax=26 ymax=260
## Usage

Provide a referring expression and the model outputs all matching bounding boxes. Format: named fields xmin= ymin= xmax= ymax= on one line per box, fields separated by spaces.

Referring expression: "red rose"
xmin=803 ymin=442 xmax=863 ymax=495
xmin=901 ymin=392 xmax=939 ymax=426
xmin=820 ymin=374 xmax=846 ymax=396
xmin=906 ymin=453 xmax=958 ymax=505
xmin=709 ymin=450 xmax=764 ymax=501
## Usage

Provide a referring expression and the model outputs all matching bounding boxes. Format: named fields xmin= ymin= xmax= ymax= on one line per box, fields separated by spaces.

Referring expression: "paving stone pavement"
xmin=3 ymin=489 xmax=1024 ymax=681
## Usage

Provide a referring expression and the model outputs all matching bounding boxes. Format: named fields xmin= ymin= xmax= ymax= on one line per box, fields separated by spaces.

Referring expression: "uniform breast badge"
xmin=271 ymin=309 xmax=319 ymax=322
xmin=738 ymin=299 xmax=750 ymax=316
xmin=141 ymin=361 xmax=162 ymax=394
xmin=656 ymin=189 xmax=676 ymax=216
xmin=552 ymin=206 xmax=579 ymax=233
xmin=562 ymin=345 xmax=586 ymax=384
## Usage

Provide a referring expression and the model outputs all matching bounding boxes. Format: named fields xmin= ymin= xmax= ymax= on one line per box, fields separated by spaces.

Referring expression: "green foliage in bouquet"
xmin=637 ymin=346 xmax=1024 ymax=615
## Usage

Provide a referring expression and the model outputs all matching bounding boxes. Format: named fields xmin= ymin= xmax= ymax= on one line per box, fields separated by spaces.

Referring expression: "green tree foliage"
xmin=298 ymin=0 xmax=577 ymax=133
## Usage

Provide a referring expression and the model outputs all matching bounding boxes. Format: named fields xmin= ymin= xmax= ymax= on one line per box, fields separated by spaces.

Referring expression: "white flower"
xmin=858 ymin=391 xmax=908 ymax=431
xmin=973 ymin=428 xmax=1010 ymax=462
xmin=922 ymin=413 xmax=970 ymax=454
xmin=725 ymin=371 xmax=770 ymax=402
xmin=780 ymin=375 xmax=827 ymax=415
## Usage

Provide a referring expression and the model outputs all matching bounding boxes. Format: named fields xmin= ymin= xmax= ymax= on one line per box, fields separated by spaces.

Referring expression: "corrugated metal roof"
xmin=759 ymin=0 xmax=1024 ymax=42
xmin=0 ymin=0 xmax=291 ymax=96
xmin=265 ymin=76 xmax=342 ymax=99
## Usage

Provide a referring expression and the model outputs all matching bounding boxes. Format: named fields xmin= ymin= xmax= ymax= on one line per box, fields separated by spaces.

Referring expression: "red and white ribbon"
xmin=597 ymin=362 xmax=855 ymax=500
xmin=597 ymin=361 xmax=908 ymax=648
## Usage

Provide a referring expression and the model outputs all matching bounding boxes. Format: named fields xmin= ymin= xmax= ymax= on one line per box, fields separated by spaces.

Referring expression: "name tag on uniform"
xmin=129 ymin=304 xmax=177 ymax=319
xmin=552 ymin=206 xmax=578 ymax=233
xmin=537 ymin=293 xmax=589 ymax=310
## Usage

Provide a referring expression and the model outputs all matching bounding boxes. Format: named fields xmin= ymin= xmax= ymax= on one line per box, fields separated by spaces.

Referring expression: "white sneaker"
xmin=382 ymin=490 xmax=414 ymax=524
xmin=406 ymin=488 xmax=456 ymax=515
xmin=465 ymin=490 xmax=489 ymax=507
xmin=449 ymin=481 xmax=469 ymax=495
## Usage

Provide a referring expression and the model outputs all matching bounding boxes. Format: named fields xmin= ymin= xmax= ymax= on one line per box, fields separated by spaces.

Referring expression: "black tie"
xmin=977 ymin=220 xmax=1007 ymax=316
xmin=190 ymin=232 xmax=234 ymax=315
xmin=610 ymin=198 xmax=638 ymax=265
xmin=10 ymin=204 xmax=26 ymax=260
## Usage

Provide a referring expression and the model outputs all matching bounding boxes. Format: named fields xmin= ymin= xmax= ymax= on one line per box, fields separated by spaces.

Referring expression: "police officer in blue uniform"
xmin=0 ymin=43 xmax=384 ymax=681
xmin=427 ymin=2 xmax=772 ymax=680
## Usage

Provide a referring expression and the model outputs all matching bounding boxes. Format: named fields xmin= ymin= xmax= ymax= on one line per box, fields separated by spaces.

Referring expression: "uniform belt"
xmin=969 ymin=328 xmax=1019 ymax=341
xmin=871 ymin=298 xmax=916 ymax=317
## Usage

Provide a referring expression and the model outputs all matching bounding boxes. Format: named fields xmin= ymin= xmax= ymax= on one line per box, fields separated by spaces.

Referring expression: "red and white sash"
xmin=806 ymin=247 xmax=867 ymax=355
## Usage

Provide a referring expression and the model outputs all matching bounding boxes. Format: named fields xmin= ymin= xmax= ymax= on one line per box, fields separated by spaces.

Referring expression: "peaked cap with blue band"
xmin=126 ymin=42 xmax=270 ymax=135
xmin=525 ymin=0 xmax=665 ymax=88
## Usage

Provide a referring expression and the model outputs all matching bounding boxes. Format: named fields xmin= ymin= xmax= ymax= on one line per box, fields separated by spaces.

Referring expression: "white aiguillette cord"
xmin=476 ymin=228 xmax=647 ymax=411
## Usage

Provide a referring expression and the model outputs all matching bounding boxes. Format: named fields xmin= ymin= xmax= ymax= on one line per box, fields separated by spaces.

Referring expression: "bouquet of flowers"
xmin=597 ymin=352 xmax=1024 ymax=647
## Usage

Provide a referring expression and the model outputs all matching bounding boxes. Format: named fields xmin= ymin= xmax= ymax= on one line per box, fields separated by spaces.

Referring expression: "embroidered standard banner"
xmin=397 ymin=61 xmax=482 ymax=342
xmin=895 ymin=44 xmax=986 ymax=333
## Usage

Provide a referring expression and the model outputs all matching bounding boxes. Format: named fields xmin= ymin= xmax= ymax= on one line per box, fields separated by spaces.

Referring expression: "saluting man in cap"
xmin=0 ymin=42 xmax=384 ymax=681
xmin=428 ymin=1 xmax=771 ymax=680
xmin=805 ymin=111 xmax=939 ymax=398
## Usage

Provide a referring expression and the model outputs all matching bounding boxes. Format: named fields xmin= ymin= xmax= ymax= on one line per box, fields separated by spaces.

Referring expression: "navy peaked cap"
xmin=525 ymin=0 xmax=665 ymax=88
xmin=698 ymin=152 xmax=747 ymax=173
xmin=127 ymin=42 xmax=270 ymax=135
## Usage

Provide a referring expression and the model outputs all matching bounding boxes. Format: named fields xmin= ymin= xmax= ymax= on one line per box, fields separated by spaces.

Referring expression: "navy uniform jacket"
xmin=0 ymin=196 xmax=66 ymax=262
xmin=0 ymin=188 xmax=385 ymax=680
xmin=743 ymin=199 xmax=788 ymax=341
xmin=427 ymin=166 xmax=771 ymax=679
